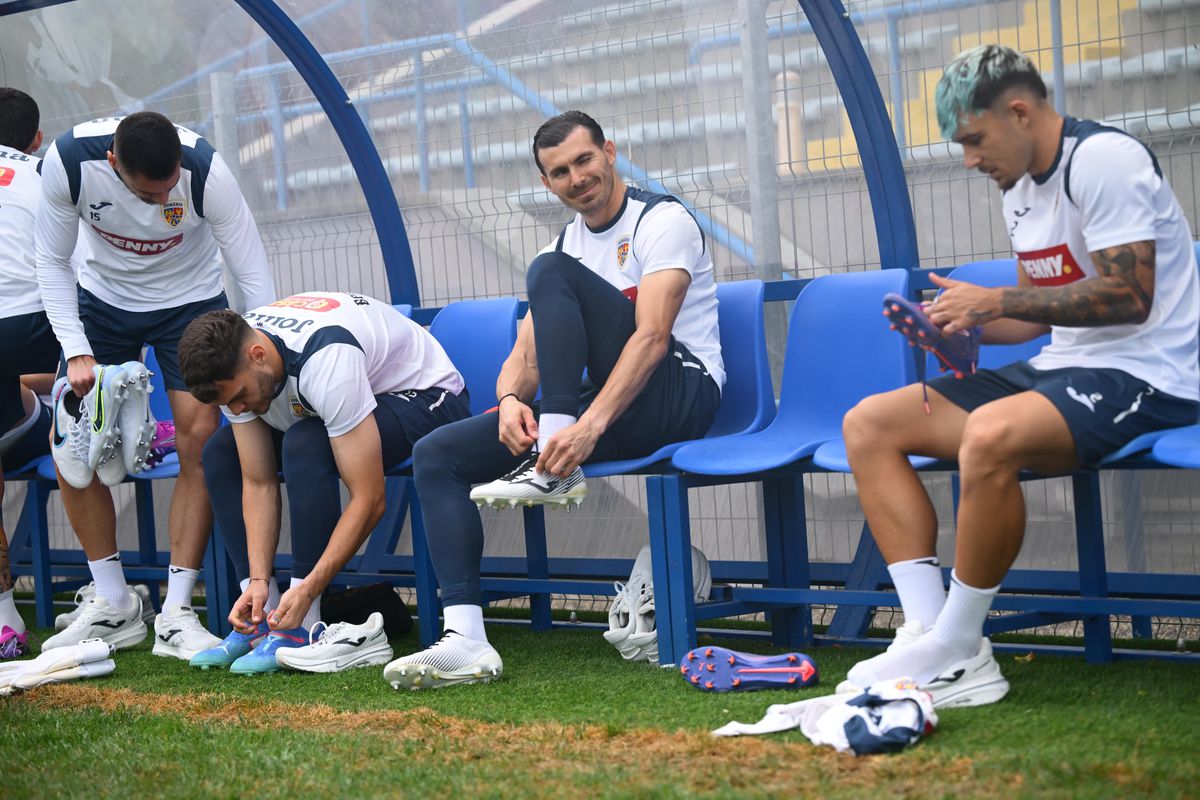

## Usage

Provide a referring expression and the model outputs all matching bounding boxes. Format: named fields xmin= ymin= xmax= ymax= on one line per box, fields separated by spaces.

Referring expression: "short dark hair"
xmin=179 ymin=309 xmax=255 ymax=404
xmin=113 ymin=111 xmax=182 ymax=180
xmin=531 ymin=110 xmax=605 ymax=174
xmin=0 ymin=88 xmax=39 ymax=151
xmin=935 ymin=45 xmax=1048 ymax=138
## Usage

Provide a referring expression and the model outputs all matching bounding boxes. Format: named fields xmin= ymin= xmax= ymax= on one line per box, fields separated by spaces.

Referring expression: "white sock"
xmin=165 ymin=565 xmax=199 ymax=609
xmin=0 ymin=589 xmax=24 ymax=634
xmin=888 ymin=557 xmax=946 ymax=629
xmin=930 ymin=570 xmax=999 ymax=656
xmin=88 ymin=553 xmax=132 ymax=610
xmin=443 ymin=604 xmax=487 ymax=642
xmin=536 ymin=413 xmax=576 ymax=455
xmin=291 ymin=576 xmax=322 ymax=630
xmin=239 ymin=576 xmax=282 ymax=613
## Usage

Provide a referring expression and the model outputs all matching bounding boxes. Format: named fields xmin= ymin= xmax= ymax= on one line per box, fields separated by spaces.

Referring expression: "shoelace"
xmin=500 ymin=453 xmax=539 ymax=482
xmin=306 ymin=621 xmax=336 ymax=646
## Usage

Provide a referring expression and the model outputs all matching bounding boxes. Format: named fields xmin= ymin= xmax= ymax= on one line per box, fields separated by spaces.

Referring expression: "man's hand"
xmin=926 ymin=274 xmax=1002 ymax=334
xmin=228 ymin=581 xmax=269 ymax=633
xmin=66 ymin=355 xmax=98 ymax=397
xmin=536 ymin=417 xmax=601 ymax=477
xmin=268 ymin=584 xmax=314 ymax=631
xmin=497 ymin=396 xmax=538 ymax=456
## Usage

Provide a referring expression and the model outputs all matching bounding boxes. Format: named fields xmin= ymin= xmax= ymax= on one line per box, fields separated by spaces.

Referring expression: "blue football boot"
xmin=229 ymin=627 xmax=311 ymax=675
xmin=190 ymin=622 xmax=269 ymax=670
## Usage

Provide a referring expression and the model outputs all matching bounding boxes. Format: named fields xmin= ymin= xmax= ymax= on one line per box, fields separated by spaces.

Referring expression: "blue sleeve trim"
xmin=55 ymin=129 xmax=113 ymax=206
xmin=628 ymin=186 xmax=707 ymax=257
xmin=182 ymin=136 xmax=217 ymax=218
xmin=286 ymin=326 xmax=363 ymax=413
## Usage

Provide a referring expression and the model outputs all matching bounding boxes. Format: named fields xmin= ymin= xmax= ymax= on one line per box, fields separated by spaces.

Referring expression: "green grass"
xmin=1 ymin=608 xmax=1197 ymax=798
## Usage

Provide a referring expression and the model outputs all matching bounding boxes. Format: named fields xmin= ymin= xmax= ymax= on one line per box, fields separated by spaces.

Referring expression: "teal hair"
xmin=935 ymin=45 xmax=1047 ymax=139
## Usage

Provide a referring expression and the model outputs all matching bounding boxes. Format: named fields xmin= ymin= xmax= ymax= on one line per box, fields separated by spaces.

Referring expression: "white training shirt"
xmin=34 ymin=117 xmax=277 ymax=359
xmin=1004 ymin=117 xmax=1200 ymax=401
xmin=0 ymin=146 xmax=47 ymax=317
xmin=544 ymin=186 xmax=725 ymax=390
xmin=224 ymin=292 xmax=465 ymax=437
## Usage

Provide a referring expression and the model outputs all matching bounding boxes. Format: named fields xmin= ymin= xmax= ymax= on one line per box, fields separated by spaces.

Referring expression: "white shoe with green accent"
xmin=384 ymin=631 xmax=502 ymax=690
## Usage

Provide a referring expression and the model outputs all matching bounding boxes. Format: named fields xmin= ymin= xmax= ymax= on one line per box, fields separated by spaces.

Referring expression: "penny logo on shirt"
xmin=270 ymin=295 xmax=342 ymax=312
xmin=1017 ymin=243 xmax=1085 ymax=287
xmin=161 ymin=200 xmax=186 ymax=228
xmin=616 ymin=235 xmax=631 ymax=270
xmin=0 ymin=167 xmax=14 ymax=187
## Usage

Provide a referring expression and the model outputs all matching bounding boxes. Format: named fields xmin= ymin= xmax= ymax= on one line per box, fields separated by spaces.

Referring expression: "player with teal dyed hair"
xmin=837 ymin=46 xmax=1200 ymax=708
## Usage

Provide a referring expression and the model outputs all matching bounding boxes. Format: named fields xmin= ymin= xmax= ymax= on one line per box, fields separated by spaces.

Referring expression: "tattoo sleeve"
xmin=999 ymin=241 xmax=1156 ymax=326
xmin=0 ymin=537 xmax=11 ymax=594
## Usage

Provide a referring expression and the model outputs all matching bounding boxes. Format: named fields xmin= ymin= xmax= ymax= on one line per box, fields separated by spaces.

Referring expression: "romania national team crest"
xmin=161 ymin=200 xmax=186 ymax=228
xmin=289 ymin=395 xmax=313 ymax=417
xmin=616 ymin=235 xmax=631 ymax=270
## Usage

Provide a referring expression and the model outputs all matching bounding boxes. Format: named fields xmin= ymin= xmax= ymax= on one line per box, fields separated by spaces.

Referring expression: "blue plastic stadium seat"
xmin=428 ymin=297 xmax=519 ymax=416
xmin=584 ymin=279 xmax=775 ymax=477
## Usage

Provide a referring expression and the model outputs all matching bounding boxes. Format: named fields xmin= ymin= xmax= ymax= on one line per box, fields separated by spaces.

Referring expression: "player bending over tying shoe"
xmin=839 ymin=45 xmax=1199 ymax=708
xmin=179 ymin=293 xmax=468 ymax=675
xmin=388 ymin=111 xmax=724 ymax=689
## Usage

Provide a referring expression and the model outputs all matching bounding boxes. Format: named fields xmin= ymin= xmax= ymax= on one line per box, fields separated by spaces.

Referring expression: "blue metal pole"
xmin=887 ymin=17 xmax=907 ymax=157
xmin=233 ymin=0 xmax=421 ymax=306
xmin=458 ymin=86 xmax=476 ymax=189
xmin=415 ymin=52 xmax=430 ymax=193
xmin=267 ymin=74 xmax=289 ymax=212
xmin=796 ymin=0 xmax=918 ymax=271
xmin=1050 ymin=0 xmax=1066 ymax=114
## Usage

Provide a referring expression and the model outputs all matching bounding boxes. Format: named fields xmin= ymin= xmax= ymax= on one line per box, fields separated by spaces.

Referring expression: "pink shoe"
xmin=145 ymin=421 xmax=176 ymax=468
xmin=0 ymin=626 xmax=30 ymax=660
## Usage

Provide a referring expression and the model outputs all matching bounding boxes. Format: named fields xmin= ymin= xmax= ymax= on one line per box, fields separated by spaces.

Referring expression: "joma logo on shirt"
xmin=1018 ymin=244 xmax=1085 ymax=287
xmin=91 ymin=225 xmax=183 ymax=255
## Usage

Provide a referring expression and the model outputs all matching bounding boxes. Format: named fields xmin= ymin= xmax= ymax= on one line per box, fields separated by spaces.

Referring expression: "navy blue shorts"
xmin=928 ymin=361 xmax=1199 ymax=465
xmin=376 ymin=387 xmax=472 ymax=448
xmin=0 ymin=311 xmax=60 ymax=432
xmin=64 ymin=288 xmax=229 ymax=392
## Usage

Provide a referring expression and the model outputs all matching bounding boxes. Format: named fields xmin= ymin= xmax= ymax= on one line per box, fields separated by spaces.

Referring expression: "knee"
xmin=957 ymin=411 xmax=1018 ymax=474
xmin=175 ymin=410 xmax=221 ymax=464
xmin=843 ymin=394 xmax=894 ymax=452
xmin=525 ymin=251 xmax=579 ymax=300
xmin=412 ymin=425 xmax=453 ymax=479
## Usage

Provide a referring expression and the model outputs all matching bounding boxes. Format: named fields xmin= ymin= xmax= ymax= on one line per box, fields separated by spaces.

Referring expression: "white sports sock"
xmin=290 ymin=577 xmax=322 ymax=630
xmin=0 ymin=589 xmax=25 ymax=634
xmin=443 ymin=604 xmax=488 ymax=642
xmin=165 ymin=564 xmax=199 ymax=609
xmin=930 ymin=570 xmax=999 ymax=655
xmin=887 ymin=557 xmax=946 ymax=629
xmin=536 ymin=413 xmax=576 ymax=455
xmin=88 ymin=553 xmax=132 ymax=610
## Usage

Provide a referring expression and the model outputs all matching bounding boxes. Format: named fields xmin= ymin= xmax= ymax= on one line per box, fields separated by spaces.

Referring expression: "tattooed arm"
xmin=928 ymin=241 xmax=1156 ymax=334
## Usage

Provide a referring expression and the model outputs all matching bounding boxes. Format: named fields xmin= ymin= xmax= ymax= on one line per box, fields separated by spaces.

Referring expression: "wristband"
xmin=497 ymin=392 xmax=520 ymax=408
xmin=248 ymin=577 xmax=270 ymax=584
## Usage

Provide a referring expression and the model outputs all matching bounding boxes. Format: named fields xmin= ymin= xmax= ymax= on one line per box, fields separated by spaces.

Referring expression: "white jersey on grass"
xmin=544 ymin=187 xmax=725 ymax=390
xmin=1004 ymin=117 xmax=1199 ymax=401
xmin=224 ymin=292 xmax=465 ymax=437
xmin=34 ymin=117 xmax=276 ymax=358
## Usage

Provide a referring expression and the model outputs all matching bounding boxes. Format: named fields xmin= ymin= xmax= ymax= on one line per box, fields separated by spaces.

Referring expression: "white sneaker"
xmin=41 ymin=593 xmax=147 ymax=652
xmin=151 ymin=605 xmax=223 ymax=660
xmin=383 ymin=630 xmax=503 ymax=690
xmin=116 ymin=361 xmax=157 ymax=474
xmin=50 ymin=377 xmax=94 ymax=490
xmin=835 ymin=620 xmax=926 ymax=694
xmin=83 ymin=363 xmax=130 ymax=470
xmin=470 ymin=453 xmax=586 ymax=508
xmin=602 ymin=580 xmax=643 ymax=660
xmin=602 ymin=545 xmax=711 ymax=663
xmin=55 ymin=582 xmax=156 ymax=631
xmin=625 ymin=583 xmax=659 ymax=663
xmin=276 ymin=612 xmax=394 ymax=673
xmin=919 ymin=638 xmax=1010 ymax=708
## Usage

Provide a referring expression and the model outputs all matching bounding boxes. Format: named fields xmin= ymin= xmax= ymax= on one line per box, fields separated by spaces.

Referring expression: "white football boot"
xmin=470 ymin=452 xmax=586 ymax=509
xmin=82 ymin=363 xmax=130 ymax=470
xmin=151 ymin=605 xmax=223 ymax=660
xmin=383 ymin=630 xmax=503 ymax=690
xmin=50 ymin=377 xmax=94 ymax=490
xmin=42 ymin=591 xmax=147 ymax=652
xmin=276 ymin=612 xmax=395 ymax=673
xmin=116 ymin=361 xmax=157 ymax=474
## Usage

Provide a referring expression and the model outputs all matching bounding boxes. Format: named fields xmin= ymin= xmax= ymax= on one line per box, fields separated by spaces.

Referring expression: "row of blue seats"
xmin=9 ymin=247 xmax=1200 ymax=663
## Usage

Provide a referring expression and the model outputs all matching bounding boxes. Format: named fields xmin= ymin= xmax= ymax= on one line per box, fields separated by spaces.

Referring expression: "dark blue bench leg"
xmin=1073 ymin=470 xmax=1113 ymax=663
xmin=523 ymin=505 xmax=553 ymax=631
xmin=763 ymin=474 xmax=813 ymax=648
xmin=134 ymin=481 xmax=162 ymax=611
xmin=31 ymin=481 xmax=54 ymax=629
xmin=826 ymin=521 xmax=888 ymax=640
xmin=650 ymin=474 xmax=693 ymax=666
xmin=410 ymin=487 xmax=441 ymax=647
xmin=1116 ymin=471 xmax=1153 ymax=639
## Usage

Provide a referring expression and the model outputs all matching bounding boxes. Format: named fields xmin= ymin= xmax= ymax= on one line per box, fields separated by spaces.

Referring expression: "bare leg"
xmin=0 ymin=473 xmax=10 ymax=594
xmin=58 ymin=477 xmax=119 ymax=560
xmin=166 ymin=390 xmax=220 ymax=569
xmin=843 ymin=383 xmax=969 ymax=561
xmin=954 ymin=392 xmax=1077 ymax=587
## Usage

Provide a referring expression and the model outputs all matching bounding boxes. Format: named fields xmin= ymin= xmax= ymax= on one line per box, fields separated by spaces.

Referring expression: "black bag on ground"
xmin=321 ymin=582 xmax=413 ymax=638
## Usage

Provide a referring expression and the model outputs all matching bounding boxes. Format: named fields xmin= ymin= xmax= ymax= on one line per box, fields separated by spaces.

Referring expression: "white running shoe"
xmin=602 ymin=581 xmax=643 ymax=660
xmin=276 ymin=612 xmax=394 ymax=673
xmin=383 ymin=630 xmax=503 ymax=690
xmin=50 ymin=377 xmax=94 ymax=490
xmin=470 ymin=453 xmax=586 ymax=508
xmin=151 ymin=605 xmax=223 ymax=660
xmin=41 ymin=593 xmax=147 ymax=652
xmin=603 ymin=545 xmax=712 ymax=663
xmin=83 ymin=363 xmax=130 ymax=470
xmin=624 ymin=583 xmax=659 ymax=663
xmin=116 ymin=361 xmax=157 ymax=474
xmin=839 ymin=635 xmax=1009 ymax=708
xmin=55 ymin=582 xmax=156 ymax=631
xmin=835 ymin=620 xmax=926 ymax=694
